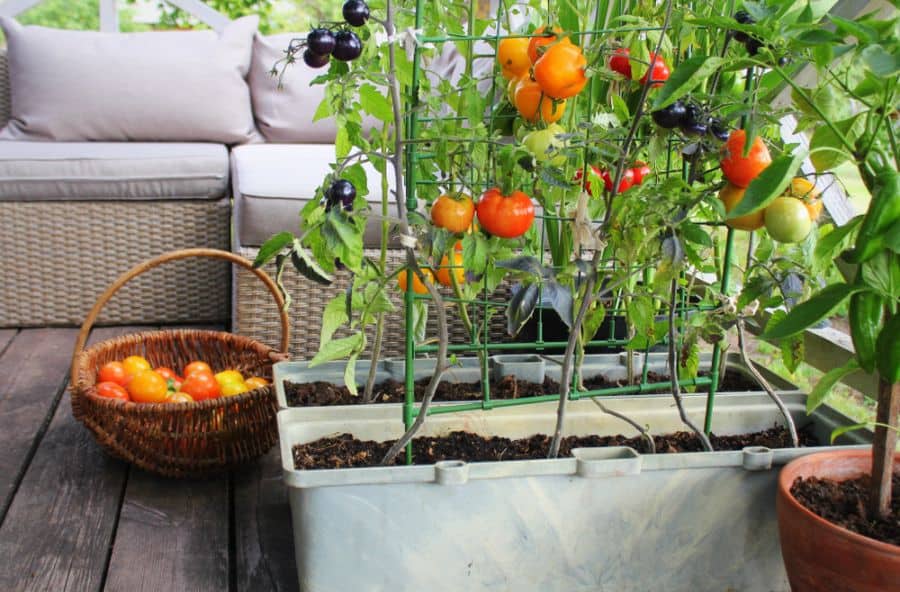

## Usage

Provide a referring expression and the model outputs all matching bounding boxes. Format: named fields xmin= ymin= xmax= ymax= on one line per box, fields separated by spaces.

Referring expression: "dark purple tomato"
xmin=651 ymin=100 xmax=687 ymax=129
xmin=733 ymin=11 xmax=754 ymax=42
xmin=307 ymin=28 xmax=336 ymax=56
xmin=329 ymin=179 xmax=357 ymax=211
xmin=680 ymin=103 xmax=703 ymax=128
xmin=342 ymin=0 xmax=370 ymax=27
xmin=332 ymin=30 xmax=363 ymax=61
xmin=745 ymin=38 xmax=763 ymax=56
xmin=303 ymin=49 xmax=330 ymax=68
xmin=709 ymin=118 xmax=730 ymax=142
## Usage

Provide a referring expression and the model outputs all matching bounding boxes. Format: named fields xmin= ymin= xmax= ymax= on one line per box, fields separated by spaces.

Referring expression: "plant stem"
xmin=736 ymin=318 xmax=798 ymax=447
xmin=363 ymin=313 xmax=385 ymax=403
xmin=590 ymin=397 xmax=656 ymax=454
xmin=868 ymin=378 xmax=899 ymax=520
xmin=668 ymin=278 xmax=713 ymax=451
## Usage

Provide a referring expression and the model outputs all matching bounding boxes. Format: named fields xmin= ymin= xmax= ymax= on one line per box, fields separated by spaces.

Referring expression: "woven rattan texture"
xmin=236 ymin=246 xmax=511 ymax=360
xmin=1 ymin=200 xmax=230 ymax=326
xmin=71 ymin=329 xmax=279 ymax=477
xmin=0 ymin=51 xmax=9 ymax=127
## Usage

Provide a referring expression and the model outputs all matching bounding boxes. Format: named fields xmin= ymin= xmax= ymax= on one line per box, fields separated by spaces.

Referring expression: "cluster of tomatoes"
xmin=575 ymin=162 xmax=653 ymax=195
xmin=719 ymin=130 xmax=821 ymax=243
xmin=95 ymin=356 xmax=268 ymax=404
xmin=498 ymin=27 xmax=588 ymax=124
xmin=607 ymin=48 xmax=671 ymax=87
xmin=300 ymin=0 xmax=369 ymax=68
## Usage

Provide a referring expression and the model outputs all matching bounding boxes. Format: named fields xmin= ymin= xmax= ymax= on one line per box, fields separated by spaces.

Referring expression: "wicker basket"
xmin=70 ymin=249 xmax=290 ymax=478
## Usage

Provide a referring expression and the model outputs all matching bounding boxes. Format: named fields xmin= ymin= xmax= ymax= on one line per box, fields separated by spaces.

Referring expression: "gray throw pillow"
xmin=0 ymin=16 xmax=260 ymax=144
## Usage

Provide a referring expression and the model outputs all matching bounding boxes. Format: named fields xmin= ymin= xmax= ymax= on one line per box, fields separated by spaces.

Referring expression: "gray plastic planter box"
xmin=274 ymin=351 xmax=800 ymax=409
xmin=278 ymin=393 xmax=868 ymax=592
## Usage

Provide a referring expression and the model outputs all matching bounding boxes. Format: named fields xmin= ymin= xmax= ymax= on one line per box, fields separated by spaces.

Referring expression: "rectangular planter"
xmin=273 ymin=351 xmax=801 ymax=409
xmin=278 ymin=393 xmax=869 ymax=591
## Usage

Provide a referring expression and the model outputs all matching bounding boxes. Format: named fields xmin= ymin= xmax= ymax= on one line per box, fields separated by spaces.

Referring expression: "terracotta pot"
xmin=777 ymin=449 xmax=900 ymax=592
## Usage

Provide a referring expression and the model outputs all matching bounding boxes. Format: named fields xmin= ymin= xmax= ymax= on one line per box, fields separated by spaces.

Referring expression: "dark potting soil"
xmin=292 ymin=425 xmax=818 ymax=470
xmin=790 ymin=473 xmax=900 ymax=546
xmin=284 ymin=370 xmax=760 ymax=407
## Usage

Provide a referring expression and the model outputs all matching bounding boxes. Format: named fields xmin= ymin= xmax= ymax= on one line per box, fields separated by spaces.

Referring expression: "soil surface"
xmin=292 ymin=425 xmax=817 ymax=470
xmin=284 ymin=370 xmax=760 ymax=407
xmin=791 ymin=473 xmax=900 ymax=546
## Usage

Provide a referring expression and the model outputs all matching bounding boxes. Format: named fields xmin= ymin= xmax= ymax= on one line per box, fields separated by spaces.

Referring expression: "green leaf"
xmin=543 ymin=282 xmax=573 ymax=328
xmin=557 ymin=0 xmax=580 ymax=32
xmin=290 ymin=241 xmax=333 ymax=286
xmin=807 ymin=358 xmax=859 ymax=413
xmin=814 ymin=217 xmax=861 ymax=264
xmin=411 ymin=300 xmax=428 ymax=344
xmin=627 ymin=295 xmax=655 ymax=337
xmin=652 ymin=56 xmax=725 ymax=110
xmin=611 ymin=94 xmax=630 ymax=124
xmin=309 ymin=333 xmax=364 ymax=367
xmin=729 ymin=152 xmax=805 ymax=218
xmin=253 ymin=231 xmax=293 ymax=268
xmin=861 ymin=252 xmax=900 ymax=300
xmin=876 ymin=313 xmax=900 ymax=383
xmin=507 ymin=283 xmax=539 ymax=337
xmin=312 ymin=97 xmax=332 ymax=122
xmin=738 ymin=275 xmax=773 ymax=310
xmin=344 ymin=353 xmax=359 ymax=396
xmin=335 ymin=125 xmax=351 ymax=160
xmin=320 ymin=295 xmax=349 ymax=349
xmin=762 ymin=283 xmax=858 ymax=340
xmin=359 ymin=84 xmax=394 ymax=123
xmin=829 ymin=423 xmax=869 ymax=444
xmin=829 ymin=14 xmax=877 ymax=45
xmin=860 ymin=45 xmax=900 ymax=77
xmin=810 ymin=115 xmax=862 ymax=172
xmin=680 ymin=221 xmax=713 ymax=247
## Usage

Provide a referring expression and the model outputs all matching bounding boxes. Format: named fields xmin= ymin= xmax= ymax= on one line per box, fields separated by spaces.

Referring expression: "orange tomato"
xmin=513 ymin=76 xmax=566 ymax=123
xmin=127 ymin=369 xmax=169 ymax=403
xmin=533 ymin=41 xmax=588 ymax=99
xmin=98 ymin=361 xmax=128 ymax=386
xmin=497 ymin=37 xmax=531 ymax=80
xmin=436 ymin=252 xmax=466 ymax=287
xmin=96 ymin=381 xmax=130 ymax=402
xmin=180 ymin=371 xmax=221 ymax=401
xmin=475 ymin=188 xmax=535 ymax=238
xmin=164 ymin=391 xmax=195 ymax=403
xmin=527 ymin=26 xmax=567 ymax=63
xmin=718 ymin=183 xmax=765 ymax=231
xmin=122 ymin=355 xmax=151 ymax=379
xmin=720 ymin=130 xmax=772 ymax=188
xmin=431 ymin=193 xmax=475 ymax=233
xmin=787 ymin=177 xmax=823 ymax=221
xmin=244 ymin=377 xmax=269 ymax=391
xmin=183 ymin=361 xmax=213 ymax=378
xmin=397 ymin=268 xmax=435 ymax=295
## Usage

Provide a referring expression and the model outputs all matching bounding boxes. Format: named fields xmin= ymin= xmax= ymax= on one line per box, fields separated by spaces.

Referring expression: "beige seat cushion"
xmin=231 ymin=144 xmax=396 ymax=247
xmin=0 ymin=142 xmax=229 ymax=200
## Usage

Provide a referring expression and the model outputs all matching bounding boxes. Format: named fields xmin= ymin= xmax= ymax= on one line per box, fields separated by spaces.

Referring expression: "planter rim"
xmin=779 ymin=448 xmax=900 ymax=555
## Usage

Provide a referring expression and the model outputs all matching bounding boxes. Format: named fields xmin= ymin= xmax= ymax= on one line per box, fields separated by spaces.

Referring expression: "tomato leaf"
xmin=830 ymin=422 xmax=869 ymax=444
xmin=767 ymin=310 xmax=804 ymax=374
xmin=320 ymin=294 xmax=349 ymax=349
xmin=807 ymin=358 xmax=859 ymax=413
xmin=762 ymin=283 xmax=858 ymax=340
xmin=815 ymin=217 xmax=862 ymax=265
xmin=359 ymin=83 xmax=394 ymax=123
xmin=729 ymin=152 xmax=805 ymax=218
xmin=496 ymin=256 xmax=544 ymax=277
xmin=253 ymin=231 xmax=294 ymax=268
xmin=344 ymin=352 xmax=360 ymax=396
xmin=290 ymin=241 xmax=334 ymax=286
xmin=876 ymin=313 xmax=900 ymax=383
xmin=810 ymin=114 xmax=863 ymax=172
xmin=680 ymin=221 xmax=713 ymax=247
xmin=411 ymin=300 xmax=428 ymax=345
xmin=507 ymin=283 xmax=539 ymax=337
xmin=543 ymin=282 xmax=573 ymax=329
xmin=309 ymin=333 xmax=364 ymax=367
xmin=652 ymin=56 xmax=725 ymax=110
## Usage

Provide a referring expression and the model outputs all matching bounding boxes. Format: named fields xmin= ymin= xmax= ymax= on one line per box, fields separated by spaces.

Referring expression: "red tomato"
xmin=639 ymin=53 xmax=670 ymax=87
xmin=475 ymin=188 xmax=535 ymax=238
xmin=574 ymin=165 xmax=604 ymax=195
xmin=96 ymin=381 xmax=130 ymax=402
xmin=631 ymin=162 xmax=652 ymax=185
xmin=601 ymin=168 xmax=635 ymax=194
xmin=721 ymin=130 xmax=772 ymax=188
xmin=527 ymin=26 xmax=567 ymax=63
xmin=98 ymin=361 xmax=128 ymax=386
xmin=183 ymin=361 xmax=213 ymax=378
xmin=181 ymin=371 xmax=221 ymax=401
xmin=608 ymin=48 xmax=632 ymax=78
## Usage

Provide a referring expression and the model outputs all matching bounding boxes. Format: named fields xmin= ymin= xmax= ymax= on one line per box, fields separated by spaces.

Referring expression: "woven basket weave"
xmin=70 ymin=249 xmax=289 ymax=478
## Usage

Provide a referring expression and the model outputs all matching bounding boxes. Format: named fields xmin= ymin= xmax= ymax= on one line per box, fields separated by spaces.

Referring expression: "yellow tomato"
xmin=221 ymin=381 xmax=250 ymax=397
xmin=718 ymin=183 xmax=765 ymax=231
xmin=244 ymin=377 xmax=269 ymax=391
xmin=122 ymin=355 xmax=151 ymax=379
xmin=497 ymin=37 xmax=531 ymax=80
xmin=215 ymin=370 xmax=244 ymax=386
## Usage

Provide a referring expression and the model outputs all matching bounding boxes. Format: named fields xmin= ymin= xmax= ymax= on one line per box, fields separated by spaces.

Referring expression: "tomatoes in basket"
xmin=96 ymin=381 xmax=130 ymax=402
xmin=533 ymin=41 xmax=587 ymax=99
xmin=183 ymin=361 xmax=213 ymax=378
xmin=215 ymin=370 xmax=245 ymax=386
xmin=127 ymin=369 xmax=169 ymax=403
xmin=221 ymin=381 xmax=250 ymax=397
xmin=476 ymin=188 xmax=535 ymax=239
xmin=720 ymin=130 xmax=772 ymax=188
xmin=165 ymin=391 xmax=195 ymax=403
xmin=181 ymin=371 xmax=221 ymax=401
xmin=122 ymin=355 xmax=151 ymax=379
xmin=431 ymin=193 xmax=475 ymax=233
xmin=98 ymin=361 xmax=128 ymax=386
xmin=244 ymin=376 xmax=269 ymax=391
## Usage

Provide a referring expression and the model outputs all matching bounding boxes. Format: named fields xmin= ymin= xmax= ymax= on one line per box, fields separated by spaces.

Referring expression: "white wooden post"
xmin=0 ymin=0 xmax=44 ymax=17
xmin=99 ymin=0 xmax=118 ymax=32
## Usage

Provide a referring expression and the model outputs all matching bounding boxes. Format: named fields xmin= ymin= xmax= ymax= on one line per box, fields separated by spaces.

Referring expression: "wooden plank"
xmin=0 ymin=328 xmax=79 ymax=521
xmin=0 ymin=329 xmax=16 ymax=356
xmin=234 ymin=449 xmax=299 ymax=592
xmin=0 ymin=327 xmax=146 ymax=592
xmin=103 ymin=471 xmax=230 ymax=591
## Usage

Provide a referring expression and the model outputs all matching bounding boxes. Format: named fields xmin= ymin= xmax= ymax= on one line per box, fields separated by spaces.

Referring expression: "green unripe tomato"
xmin=523 ymin=123 xmax=567 ymax=166
xmin=764 ymin=197 xmax=813 ymax=243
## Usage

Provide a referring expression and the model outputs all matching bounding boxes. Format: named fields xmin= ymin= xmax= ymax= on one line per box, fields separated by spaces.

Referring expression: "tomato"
xmin=513 ymin=76 xmax=566 ymax=123
xmin=631 ymin=162 xmax=652 ymax=185
xmin=574 ymin=165 xmax=604 ymax=195
xmin=601 ymin=168 xmax=635 ymax=194
xmin=523 ymin=123 xmax=567 ymax=165
xmin=787 ymin=177 xmax=822 ymax=221
xmin=164 ymin=391 xmax=194 ymax=403
xmin=718 ymin=183 xmax=765 ymax=231
xmin=183 ymin=361 xmax=213 ymax=378
xmin=527 ymin=26 xmax=566 ymax=63
xmin=221 ymin=381 xmax=250 ymax=397
xmin=436 ymin=252 xmax=466 ymax=287
xmin=476 ymin=188 xmax=535 ymax=238
xmin=533 ymin=41 xmax=587 ymax=99
xmin=180 ymin=371 xmax=221 ymax=401
xmin=397 ymin=268 xmax=435 ymax=295
xmin=96 ymin=381 xmax=130 ymax=402
xmin=431 ymin=193 xmax=475 ymax=233
xmin=122 ymin=355 xmax=151 ymax=379
xmin=127 ymin=369 xmax=169 ymax=403
xmin=244 ymin=376 xmax=269 ymax=391
xmin=155 ymin=367 xmax=184 ymax=392
xmin=765 ymin=197 xmax=813 ymax=243
xmin=98 ymin=361 xmax=128 ymax=386
xmin=214 ymin=369 xmax=244 ymax=386
xmin=720 ymin=130 xmax=772 ymax=188
xmin=497 ymin=37 xmax=531 ymax=80
xmin=507 ymin=76 xmax=521 ymax=104
xmin=639 ymin=53 xmax=670 ymax=87
xmin=608 ymin=48 xmax=632 ymax=78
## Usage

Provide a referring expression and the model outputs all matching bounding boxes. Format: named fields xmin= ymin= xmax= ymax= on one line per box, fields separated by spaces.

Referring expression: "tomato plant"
xmin=608 ymin=48 xmax=632 ymax=78
xmin=638 ymin=53 xmax=669 ymax=87
xmin=764 ymin=197 xmax=813 ymax=243
xmin=475 ymin=188 xmax=535 ymax=239
xmin=527 ymin=26 xmax=565 ymax=63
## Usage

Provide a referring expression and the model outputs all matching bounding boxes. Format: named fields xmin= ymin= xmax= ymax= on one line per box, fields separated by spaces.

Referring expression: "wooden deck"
xmin=0 ymin=327 xmax=298 ymax=592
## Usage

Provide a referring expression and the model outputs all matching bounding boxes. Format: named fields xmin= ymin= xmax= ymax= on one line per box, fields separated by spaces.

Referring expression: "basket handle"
xmin=70 ymin=248 xmax=290 ymax=385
